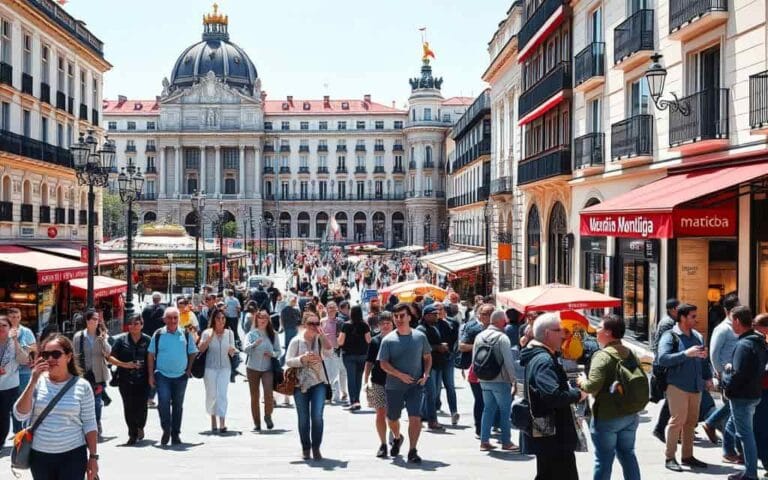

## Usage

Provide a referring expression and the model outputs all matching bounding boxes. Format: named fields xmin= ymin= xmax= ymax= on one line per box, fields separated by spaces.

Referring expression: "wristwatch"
xmin=89 ymin=453 xmax=99 ymax=460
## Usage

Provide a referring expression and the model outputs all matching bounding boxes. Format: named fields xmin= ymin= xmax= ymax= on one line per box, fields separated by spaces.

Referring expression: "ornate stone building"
xmin=105 ymin=5 xmax=471 ymax=248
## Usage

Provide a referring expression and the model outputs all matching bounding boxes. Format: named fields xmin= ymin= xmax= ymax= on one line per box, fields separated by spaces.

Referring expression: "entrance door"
xmin=622 ymin=260 xmax=649 ymax=340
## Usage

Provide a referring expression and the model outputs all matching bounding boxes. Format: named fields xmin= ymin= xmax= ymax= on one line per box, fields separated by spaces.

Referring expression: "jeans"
xmin=280 ymin=328 xmax=298 ymax=366
xmin=155 ymin=373 xmax=189 ymax=435
xmin=0 ymin=386 xmax=17 ymax=449
xmin=436 ymin=359 xmax=458 ymax=414
xmin=93 ymin=382 xmax=105 ymax=426
xmin=421 ymin=367 xmax=440 ymax=423
xmin=341 ymin=353 xmax=366 ymax=405
xmin=754 ymin=388 xmax=768 ymax=470
xmin=705 ymin=399 xmax=731 ymax=431
xmin=731 ymin=397 xmax=762 ymax=479
xmin=294 ymin=383 xmax=327 ymax=450
xmin=470 ymin=381 xmax=484 ymax=436
xmin=118 ymin=382 xmax=149 ymax=438
xmin=12 ymin=370 xmax=30 ymax=433
xmin=480 ymin=382 xmax=512 ymax=445
xmin=590 ymin=414 xmax=641 ymax=480
xmin=30 ymin=445 xmax=87 ymax=480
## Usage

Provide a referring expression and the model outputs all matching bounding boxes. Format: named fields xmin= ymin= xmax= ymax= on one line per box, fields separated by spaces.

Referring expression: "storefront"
xmin=422 ymin=248 xmax=488 ymax=297
xmin=67 ymin=276 xmax=127 ymax=335
xmin=615 ymin=238 xmax=660 ymax=341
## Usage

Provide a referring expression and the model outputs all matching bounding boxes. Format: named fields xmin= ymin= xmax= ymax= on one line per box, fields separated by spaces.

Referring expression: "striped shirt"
xmin=13 ymin=376 xmax=97 ymax=453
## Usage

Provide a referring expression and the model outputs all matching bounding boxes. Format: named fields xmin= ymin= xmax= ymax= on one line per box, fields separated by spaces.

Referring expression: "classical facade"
xmin=105 ymin=5 xmax=471 ymax=248
xmin=0 ymin=0 xmax=108 ymax=244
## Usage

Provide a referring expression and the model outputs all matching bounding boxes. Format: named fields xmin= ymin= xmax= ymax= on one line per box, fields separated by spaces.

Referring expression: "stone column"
xmin=159 ymin=147 xmax=166 ymax=198
xmin=239 ymin=145 xmax=245 ymax=198
xmin=173 ymin=145 xmax=181 ymax=197
xmin=254 ymin=147 xmax=262 ymax=198
xmin=214 ymin=146 xmax=221 ymax=197
xmin=199 ymin=145 xmax=206 ymax=194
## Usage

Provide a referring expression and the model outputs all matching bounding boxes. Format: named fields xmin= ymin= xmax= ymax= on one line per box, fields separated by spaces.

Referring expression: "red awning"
xmin=0 ymin=246 xmax=89 ymax=285
xmin=69 ymin=276 xmax=127 ymax=300
xmin=580 ymin=163 xmax=768 ymax=239
xmin=518 ymin=5 xmax=566 ymax=63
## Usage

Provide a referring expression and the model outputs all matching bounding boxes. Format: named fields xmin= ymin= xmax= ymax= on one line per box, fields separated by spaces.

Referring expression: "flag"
xmin=56 ymin=0 xmax=68 ymax=5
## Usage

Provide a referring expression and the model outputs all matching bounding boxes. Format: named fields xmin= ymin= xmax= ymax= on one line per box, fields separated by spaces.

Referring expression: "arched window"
xmin=279 ymin=212 xmax=291 ymax=238
xmin=316 ymin=212 xmax=328 ymax=240
xmin=143 ymin=212 xmax=157 ymax=224
xmin=372 ymin=212 xmax=385 ymax=242
xmin=297 ymin=212 xmax=310 ymax=238
xmin=335 ymin=211 xmax=348 ymax=239
xmin=527 ymin=205 xmax=541 ymax=286
xmin=547 ymin=202 xmax=569 ymax=284
xmin=354 ymin=211 xmax=366 ymax=241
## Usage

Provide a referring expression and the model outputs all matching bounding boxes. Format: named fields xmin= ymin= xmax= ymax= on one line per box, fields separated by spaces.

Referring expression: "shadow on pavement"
xmin=116 ymin=439 xmax=157 ymax=448
xmin=153 ymin=441 xmax=205 ymax=451
xmin=390 ymin=457 xmax=450 ymax=471
xmin=258 ymin=428 xmax=290 ymax=435
xmin=98 ymin=435 xmax=119 ymax=443
xmin=290 ymin=458 xmax=349 ymax=471
xmin=487 ymin=451 xmax=532 ymax=462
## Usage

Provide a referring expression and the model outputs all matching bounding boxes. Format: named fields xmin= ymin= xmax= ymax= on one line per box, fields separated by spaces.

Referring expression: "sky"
xmin=63 ymin=0 xmax=511 ymax=106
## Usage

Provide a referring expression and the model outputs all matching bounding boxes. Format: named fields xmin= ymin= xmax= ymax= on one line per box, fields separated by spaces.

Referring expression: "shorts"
xmin=366 ymin=383 xmax=386 ymax=409
xmin=385 ymin=385 xmax=424 ymax=421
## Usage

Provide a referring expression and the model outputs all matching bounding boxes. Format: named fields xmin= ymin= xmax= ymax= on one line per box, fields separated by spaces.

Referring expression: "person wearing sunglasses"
xmin=0 ymin=315 xmax=30 ymax=452
xmin=14 ymin=334 xmax=99 ymax=480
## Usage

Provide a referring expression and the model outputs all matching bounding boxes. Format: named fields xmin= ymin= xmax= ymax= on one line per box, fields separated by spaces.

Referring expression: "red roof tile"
xmin=263 ymin=99 xmax=405 ymax=115
xmin=442 ymin=96 xmax=475 ymax=106
xmin=103 ymin=100 xmax=160 ymax=115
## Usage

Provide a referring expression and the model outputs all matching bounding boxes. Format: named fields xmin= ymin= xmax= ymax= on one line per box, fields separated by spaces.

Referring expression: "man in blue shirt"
xmin=147 ymin=307 xmax=198 ymax=446
xmin=7 ymin=307 xmax=35 ymax=433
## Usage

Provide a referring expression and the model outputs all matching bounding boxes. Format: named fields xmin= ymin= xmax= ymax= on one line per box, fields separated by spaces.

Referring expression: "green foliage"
xmin=221 ymin=220 xmax=238 ymax=238
xmin=101 ymin=191 xmax=126 ymax=240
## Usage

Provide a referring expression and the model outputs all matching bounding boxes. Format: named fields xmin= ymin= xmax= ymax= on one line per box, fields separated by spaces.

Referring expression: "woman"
xmin=72 ymin=309 xmax=111 ymax=435
xmin=14 ymin=334 xmax=98 ymax=480
xmin=243 ymin=309 xmax=281 ymax=432
xmin=241 ymin=302 xmax=258 ymax=336
xmin=338 ymin=305 xmax=371 ymax=411
xmin=577 ymin=314 xmax=642 ymax=480
xmin=0 ymin=315 xmax=29 ymax=450
xmin=198 ymin=309 xmax=237 ymax=433
xmin=285 ymin=312 xmax=332 ymax=460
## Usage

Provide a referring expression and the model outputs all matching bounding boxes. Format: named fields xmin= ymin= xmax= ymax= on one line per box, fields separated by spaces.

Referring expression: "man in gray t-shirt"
xmin=378 ymin=303 xmax=432 ymax=464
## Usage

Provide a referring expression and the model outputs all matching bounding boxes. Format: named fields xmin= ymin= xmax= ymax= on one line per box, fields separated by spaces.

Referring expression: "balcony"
xmin=68 ymin=208 xmax=75 ymax=225
xmin=145 ymin=144 xmax=156 ymax=153
xmin=336 ymin=166 xmax=348 ymax=174
xmin=491 ymin=176 xmax=514 ymax=196
xmin=317 ymin=166 xmax=329 ymax=174
xmin=0 ymin=62 xmax=11 ymax=87
xmin=54 ymin=207 xmax=66 ymax=224
xmin=669 ymin=88 xmax=729 ymax=153
xmin=574 ymin=132 xmax=605 ymax=174
xmin=393 ymin=144 xmax=404 ymax=152
xmin=374 ymin=166 xmax=385 ymax=174
xmin=750 ymin=71 xmax=768 ymax=134
xmin=519 ymin=62 xmax=571 ymax=120
xmin=263 ymin=145 xmax=275 ymax=153
xmin=79 ymin=103 xmax=88 ymax=121
xmin=392 ymin=166 xmax=405 ymax=174
xmin=669 ymin=0 xmax=727 ymax=41
xmin=263 ymin=166 xmax=274 ymax=174
xmin=451 ymin=138 xmax=492 ymax=171
xmin=336 ymin=145 xmax=347 ymax=152
xmin=39 ymin=205 xmax=51 ymax=224
xmin=374 ymin=145 xmax=385 ymax=152
xmin=125 ymin=145 xmax=136 ymax=153
xmin=299 ymin=145 xmax=309 ymax=153
xmin=21 ymin=73 xmax=33 ymax=95
xmin=78 ymin=210 xmax=87 ymax=225
xmin=519 ymin=0 xmax=568 ymax=53
xmin=40 ymin=82 xmax=51 ymax=104
xmin=298 ymin=166 xmax=310 ymax=174
xmin=355 ymin=144 xmax=366 ymax=152
xmin=279 ymin=166 xmax=291 ymax=174
xmin=317 ymin=145 xmax=328 ymax=152
xmin=436 ymin=190 xmax=446 ymax=198
xmin=423 ymin=161 xmax=435 ymax=169
xmin=423 ymin=190 xmax=433 ymax=197
xmin=611 ymin=114 xmax=653 ymax=165
xmin=56 ymin=90 xmax=66 ymax=110
xmin=279 ymin=145 xmax=290 ymax=153
xmin=574 ymin=43 xmax=605 ymax=92
xmin=20 ymin=204 xmax=33 ymax=222
xmin=0 ymin=202 xmax=11 ymax=221
xmin=409 ymin=160 xmax=417 ymax=170
xmin=0 ymin=129 xmax=73 ymax=168
xmin=355 ymin=166 xmax=367 ymax=174
xmin=518 ymin=146 xmax=571 ymax=186
xmin=614 ymin=9 xmax=654 ymax=70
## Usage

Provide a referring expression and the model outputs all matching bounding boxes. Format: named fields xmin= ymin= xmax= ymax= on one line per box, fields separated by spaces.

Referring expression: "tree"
xmin=221 ymin=220 xmax=238 ymax=238
xmin=101 ymin=191 xmax=126 ymax=240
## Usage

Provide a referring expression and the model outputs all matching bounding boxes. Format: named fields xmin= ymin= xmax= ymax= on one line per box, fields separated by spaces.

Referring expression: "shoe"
xmin=728 ymin=474 xmax=747 ymax=480
xmin=407 ymin=448 xmax=422 ymax=463
xmin=665 ymin=458 xmax=683 ymax=472
xmin=723 ymin=454 xmax=745 ymax=464
xmin=376 ymin=443 xmax=388 ymax=458
xmin=428 ymin=422 xmax=445 ymax=431
xmin=474 ymin=433 xmax=481 ymax=440
xmin=161 ymin=431 xmax=170 ymax=446
xmin=501 ymin=443 xmax=520 ymax=452
xmin=351 ymin=404 xmax=361 ymax=411
xmin=702 ymin=422 xmax=720 ymax=444
xmin=265 ymin=416 xmax=274 ymax=430
xmin=652 ymin=429 xmax=666 ymax=443
xmin=252 ymin=425 xmax=261 ymax=432
xmin=682 ymin=456 xmax=708 ymax=469
xmin=451 ymin=412 xmax=460 ymax=426
xmin=211 ymin=427 xmax=219 ymax=434
xmin=312 ymin=448 xmax=322 ymax=460
xmin=220 ymin=427 xmax=227 ymax=434
xmin=390 ymin=435 xmax=404 ymax=456
xmin=302 ymin=449 xmax=311 ymax=460
xmin=171 ymin=435 xmax=182 ymax=446
xmin=480 ymin=442 xmax=497 ymax=451
xmin=126 ymin=436 xmax=137 ymax=446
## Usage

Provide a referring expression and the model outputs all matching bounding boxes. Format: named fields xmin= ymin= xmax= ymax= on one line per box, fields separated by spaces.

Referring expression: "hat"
xmin=422 ymin=304 xmax=438 ymax=315
xmin=423 ymin=297 xmax=435 ymax=307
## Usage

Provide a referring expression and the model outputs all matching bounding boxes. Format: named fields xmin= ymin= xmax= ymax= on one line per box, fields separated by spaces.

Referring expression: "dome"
xmin=169 ymin=4 xmax=258 ymax=93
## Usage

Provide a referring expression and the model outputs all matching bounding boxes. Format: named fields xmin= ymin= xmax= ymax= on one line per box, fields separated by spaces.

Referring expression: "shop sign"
xmin=674 ymin=207 xmax=736 ymax=237
xmin=47 ymin=226 xmax=58 ymax=238
xmin=80 ymin=247 xmax=99 ymax=265
xmin=581 ymin=206 xmax=736 ymax=239
xmin=37 ymin=268 xmax=88 ymax=285
xmin=93 ymin=285 xmax=127 ymax=300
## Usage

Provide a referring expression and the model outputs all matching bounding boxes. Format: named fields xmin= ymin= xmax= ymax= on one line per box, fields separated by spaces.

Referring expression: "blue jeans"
xmin=12 ymin=370 xmax=31 ymax=433
xmin=155 ymin=373 xmax=188 ymax=435
xmin=753 ymin=389 xmax=768 ymax=470
xmin=705 ymin=399 xmax=731 ymax=431
xmin=590 ymin=414 xmax=641 ymax=480
xmin=435 ymin=359 xmax=457 ymax=414
xmin=280 ymin=328 xmax=298 ymax=366
xmin=731 ymin=397 xmax=762 ymax=479
xmin=341 ymin=353 xmax=366 ymax=405
xmin=480 ymin=382 xmax=512 ymax=445
xmin=93 ymin=382 xmax=105 ymax=426
xmin=294 ymin=383 xmax=326 ymax=450
xmin=421 ymin=367 xmax=440 ymax=422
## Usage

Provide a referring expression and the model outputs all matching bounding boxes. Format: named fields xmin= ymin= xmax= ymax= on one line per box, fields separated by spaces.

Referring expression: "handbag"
xmin=275 ymin=367 xmax=298 ymax=395
xmin=12 ymin=376 xmax=79 ymax=469
xmin=229 ymin=330 xmax=242 ymax=371
xmin=191 ymin=350 xmax=207 ymax=379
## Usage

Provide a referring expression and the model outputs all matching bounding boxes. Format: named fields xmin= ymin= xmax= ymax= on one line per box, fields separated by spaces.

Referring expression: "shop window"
xmin=527 ymin=205 xmax=541 ymax=286
xmin=547 ymin=202 xmax=570 ymax=283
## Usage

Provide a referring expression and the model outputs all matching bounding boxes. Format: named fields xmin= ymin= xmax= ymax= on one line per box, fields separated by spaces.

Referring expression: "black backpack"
xmin=473 ymin=334 xmax=503 ymax=380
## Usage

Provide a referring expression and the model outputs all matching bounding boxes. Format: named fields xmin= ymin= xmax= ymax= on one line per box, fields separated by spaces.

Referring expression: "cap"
xmin=422 ymin=304 xmax=438 ymax=315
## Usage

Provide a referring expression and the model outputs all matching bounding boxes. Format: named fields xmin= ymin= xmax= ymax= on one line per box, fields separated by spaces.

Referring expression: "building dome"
xmin=169 ymin=4 xmax=257 ymax=93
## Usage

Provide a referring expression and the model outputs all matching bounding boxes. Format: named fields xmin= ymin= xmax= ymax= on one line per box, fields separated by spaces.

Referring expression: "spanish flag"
xmin=422 ymin=42 xmax=436 ymax=61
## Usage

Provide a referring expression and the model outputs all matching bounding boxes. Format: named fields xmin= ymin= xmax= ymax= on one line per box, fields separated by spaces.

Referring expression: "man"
xmin=321 ymin=301 xmax=348 ymax=403
xmin=223 ymin=289 xmax=242 ymax=347
xmin=147 ymin=307 xmax=198 ymax=446
xmin=520 ymin=313 xmax=586 ymax=479
xmin=434 ymin=302 xmax=459 ymax=425
xmin=474 ymin=310 xmax=518 ymax=451
xmin=722 ymin=306 xmax=768 ymax=480
xmin=459 ymin=303 xmax=494 ymax=437
xmin=197 ymin=294 xmax=217 ymax=332
xmin=657 ymin=303 xmax=713 ymax=472
xmin=365 ymin=311 xmax=394 ymax=457
xmin=142 ymin=292 xmax=167 ymax=336
xmin=416 ymin=304 xmax=447 ymax=431
xmin=378 ymin=303 xmax=432 ymax=463
xmin=338 ymin=301 xmax=351 ymax=322
xmin=652 ymin=298 xmax=680 ymax=442
xmin=704 ymin=293 xmax=741 ymax=457
xmin=7 ymin=307 xmax=35 ymax=433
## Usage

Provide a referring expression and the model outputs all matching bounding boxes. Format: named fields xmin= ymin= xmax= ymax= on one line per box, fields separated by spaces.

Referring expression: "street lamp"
xmin=117 ymin=158 xmax=144 ymax=322
xmin=263 ymin=216 xmax=275 ymax=275
xmin=644 ymin=53 xmax=691 ymax=115
xmin=440 ymin=219 xmax=448 ymax=249
xmin=483 ymin=201 xmax=492 ymax=296
xmin=190 ymin=190 xmax=206 ymax=293
xmin=166 ymin=252 xmax=174 ymax=301
xmin=71 ymin=129 xmax=116 ymax=309
xmin=217 ymin=202 xmax=225 ymax=292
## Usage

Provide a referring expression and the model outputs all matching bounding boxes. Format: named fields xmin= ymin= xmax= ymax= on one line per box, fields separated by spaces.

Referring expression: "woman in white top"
xmin=243 ymin=309 xmax=281 ymax=432
xmin=14 ymin=333 xmax=98 ymax=480
xmin=0 ymin=314 xmax=29 ymax=450
xmin=198 ymin=309 xmax=236 ymax=433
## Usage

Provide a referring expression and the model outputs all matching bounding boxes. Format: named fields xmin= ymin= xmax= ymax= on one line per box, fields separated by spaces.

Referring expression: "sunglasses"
xmin=393 ymin=313 xmax=408 ymax=319
xmin=41 ymin=350 xmax=65 ymax=360
xmin=306 ymin=322 xmax=320 ymax=327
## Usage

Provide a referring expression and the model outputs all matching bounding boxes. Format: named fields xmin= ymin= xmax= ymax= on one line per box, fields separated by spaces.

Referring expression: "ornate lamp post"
xmin=407 ymin=216 xmax=414 ymax=246
xmin=263 ymin=216 xmax=275 ymax=274
xmin=190 ymin=190 xmax=206 ymax=293
xmin=217 ymin=202 xmax=225 ymax=292
xmin=483 ymin=201 xmax=492 ymax=296
xmin=439 ymin=219 xmax=448 ymax=249
xmin=117 ymin=158 xmax=144 ymax=321
xmin=71 ymin=129 xmax=116 ymax=309
xmin=645 ymin=53 xmax=691 ymax=115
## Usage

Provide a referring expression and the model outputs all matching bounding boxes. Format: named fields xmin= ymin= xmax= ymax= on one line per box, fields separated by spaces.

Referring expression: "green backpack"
xmin=604 ymin=347 xmax=649 ymax=415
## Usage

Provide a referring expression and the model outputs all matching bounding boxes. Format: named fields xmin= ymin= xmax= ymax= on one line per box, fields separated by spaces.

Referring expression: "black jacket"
xmin=417 ymin=320 xmax=447 ymax=369
xmin=141 ymin=303 xmax=166 ymax=336
xmin=723 ymin=330 xmax=768 ymax=400
xmin=520 ymin=342 xmax=581 ymax=455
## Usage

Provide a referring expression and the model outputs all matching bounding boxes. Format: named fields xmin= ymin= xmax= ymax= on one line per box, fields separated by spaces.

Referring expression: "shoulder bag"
xmin=12 ymin=376 xmax=79 ymax=470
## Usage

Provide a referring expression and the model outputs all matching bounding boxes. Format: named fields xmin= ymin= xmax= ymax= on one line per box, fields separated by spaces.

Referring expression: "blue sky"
xmin=64 ymin=0 xmax=511 ymax=105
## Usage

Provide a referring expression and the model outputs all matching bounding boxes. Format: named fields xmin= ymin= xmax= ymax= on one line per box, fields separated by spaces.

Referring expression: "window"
xmin=375 ymin=138 xmax=384 ymax=148
xmin=108 ymin=121 xmax=117 ymax=130
xmin=591 ymin=8 xmax=603 ymax=43
xmin=424 ymin=108 xmax=432 ymax=121
xmin=394 ymin=155 xmax=402 ymax=169
xmin=318 ymin=155 xmax=327 ymax=167
xmin=375 ymin=181 xmax=383 ymax=197
xmin=409 ymin=175 xmax=415 ymax=191
xmin=281 ymin=181 xmax=289 ymax=199
xmin=0 ymin=102 xmax=9 ymax=130
xmin=145 ymin=180 xmax=155 ymax=195
xmin=337 ymin=155 xmax=346 ymax=168
xmin=356 ymin=155 xmax=365 ymax=168
xmin=356 ymin=139 xmax=365 ymax=148
xmin=300 ymin=121 xmax=309 ymax=130
xmin=588 ymin=98 xmax=601 ymax=132
xmin=319 ymin=139 xmax=327 ymax=147
xmin=338 ymin=182 xmax=346 ymax=198
xmin=375 ymin=121 xmax=384 ymax=130
xmin=127 ymin=121 xmax=136 ymax=130
xmin=67 ymin=63 xmax=74 ymax=97
xmin=337 ymin=121 xmax=347 ymax=130
xmin=127 ymin=139 xmax=136 ymax=149
xmin=23 ymin=33 xmax=32 ymax=74
xmin=80 ymin=69 xmax=86 ymax=102
xmin=356 ymin=121 xmax=366 ymax=130
xmin=146 ymin=121 xmax=156 ymax=130
xmin=394 ymin=120 xmax=403 ymax=129
xmin=319 ymin=181 xmax=327 ymax=199
xmin=375 ymin=155 xmax=383 ymax=167
xmin=23 ymin=110 xmax=30 ymax=137
xmin=627 ymin=78 xmax=650 ymax=116
xmin=146 ymin=156 xmax=155 ymax=169
xmin=300 ymin=139 xmax=308 ymax=149
xmin=300 ymin=155 xmax=308 ymax=168
xmin=264 ymin=121 xmax=273 ymax=130
xmin=57 ymin=123 xmax=63 ymax=147
xmin=40 ymin=117 xmax=48 ymax=142
xmin=526 ymin=205 xmax=541 ymax=286
xmin=0 ymin=20 xmax=10 ymax=63
xmin=146 ymin=139 xmax=156 ymax=149
xmin=280 ymin=139 xmax=289 ymax=148
xmin=57 ymin=56 xmax=65 ymax=91
xmin=280 ymin=155 xmax=289 ymax=168
xmin=41 ymin=45 xmax=49 ymax=83
xmin=224 ymin=178 xmax=237 ymax=194
xmin=686 ymin=45 xmax=720 ymax=94
xmin=357 ymin=181 xmax=365 ymax=199
xmin=319 ymin=121 xmax=328 ymax=130
xmin=300 ymin=181 xmax=308 ymax=199
xmin=411 ymin=109 xmax=416 ymax=121
xmin=264 ymin=155 xmax=273 ymax=168
xmin=281 ymin=121 xmax=290 ymax=130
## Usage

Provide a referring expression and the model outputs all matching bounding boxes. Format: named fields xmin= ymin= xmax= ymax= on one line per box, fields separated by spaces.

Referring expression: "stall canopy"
xmin=69 ymin=276 xmax=127 ymax=300
xmin=0 ymin=246 xmax=88 ymax=285
xmin=31 ymin=246 xmax=127 ymax=266
xmin=497 ymin=283 xmax=621 ymax=312
xmin=580 ymin=163 xmax=768 ymax=239
xmin=423 ymin=249 xmax=487 ymax=274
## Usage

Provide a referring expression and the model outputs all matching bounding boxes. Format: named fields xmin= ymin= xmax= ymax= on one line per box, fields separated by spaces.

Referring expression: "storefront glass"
xmin=527 ymin=206 xmax=541 ymax=286
xmin=616 ymin=239 xmax=659 ymax=342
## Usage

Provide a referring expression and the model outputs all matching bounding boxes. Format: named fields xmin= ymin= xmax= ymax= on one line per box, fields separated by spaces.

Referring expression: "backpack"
xmin=473 ymin=333 xmax=503 ymax=381
xmin=604 ymin=347 xmax=649 ymax=414
xmin=650 ymin=332 xmax=680 ymax=402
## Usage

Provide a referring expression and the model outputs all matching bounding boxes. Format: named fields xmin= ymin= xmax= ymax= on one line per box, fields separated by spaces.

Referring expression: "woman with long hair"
xmin=0 ymin=315 xmax=29 ymax=451
xmin=338 ymin=305 xmax=372 ymax=411
xmin=243 ymin=309 xmax=281 ymax=431
xmin=14 ymin=334 xmax=98 ymax=480
xmin=198 ymin=309 xmax=237 ymax=433
xmin=72 ymin=309 xmax=111 ymax=435
xmin=285 ymin=311 xmax=332 ymax=460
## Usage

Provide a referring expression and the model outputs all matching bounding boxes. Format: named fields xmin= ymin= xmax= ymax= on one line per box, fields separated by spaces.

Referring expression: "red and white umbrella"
xmin=497 ymin=283 xmax=621 ymax=313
